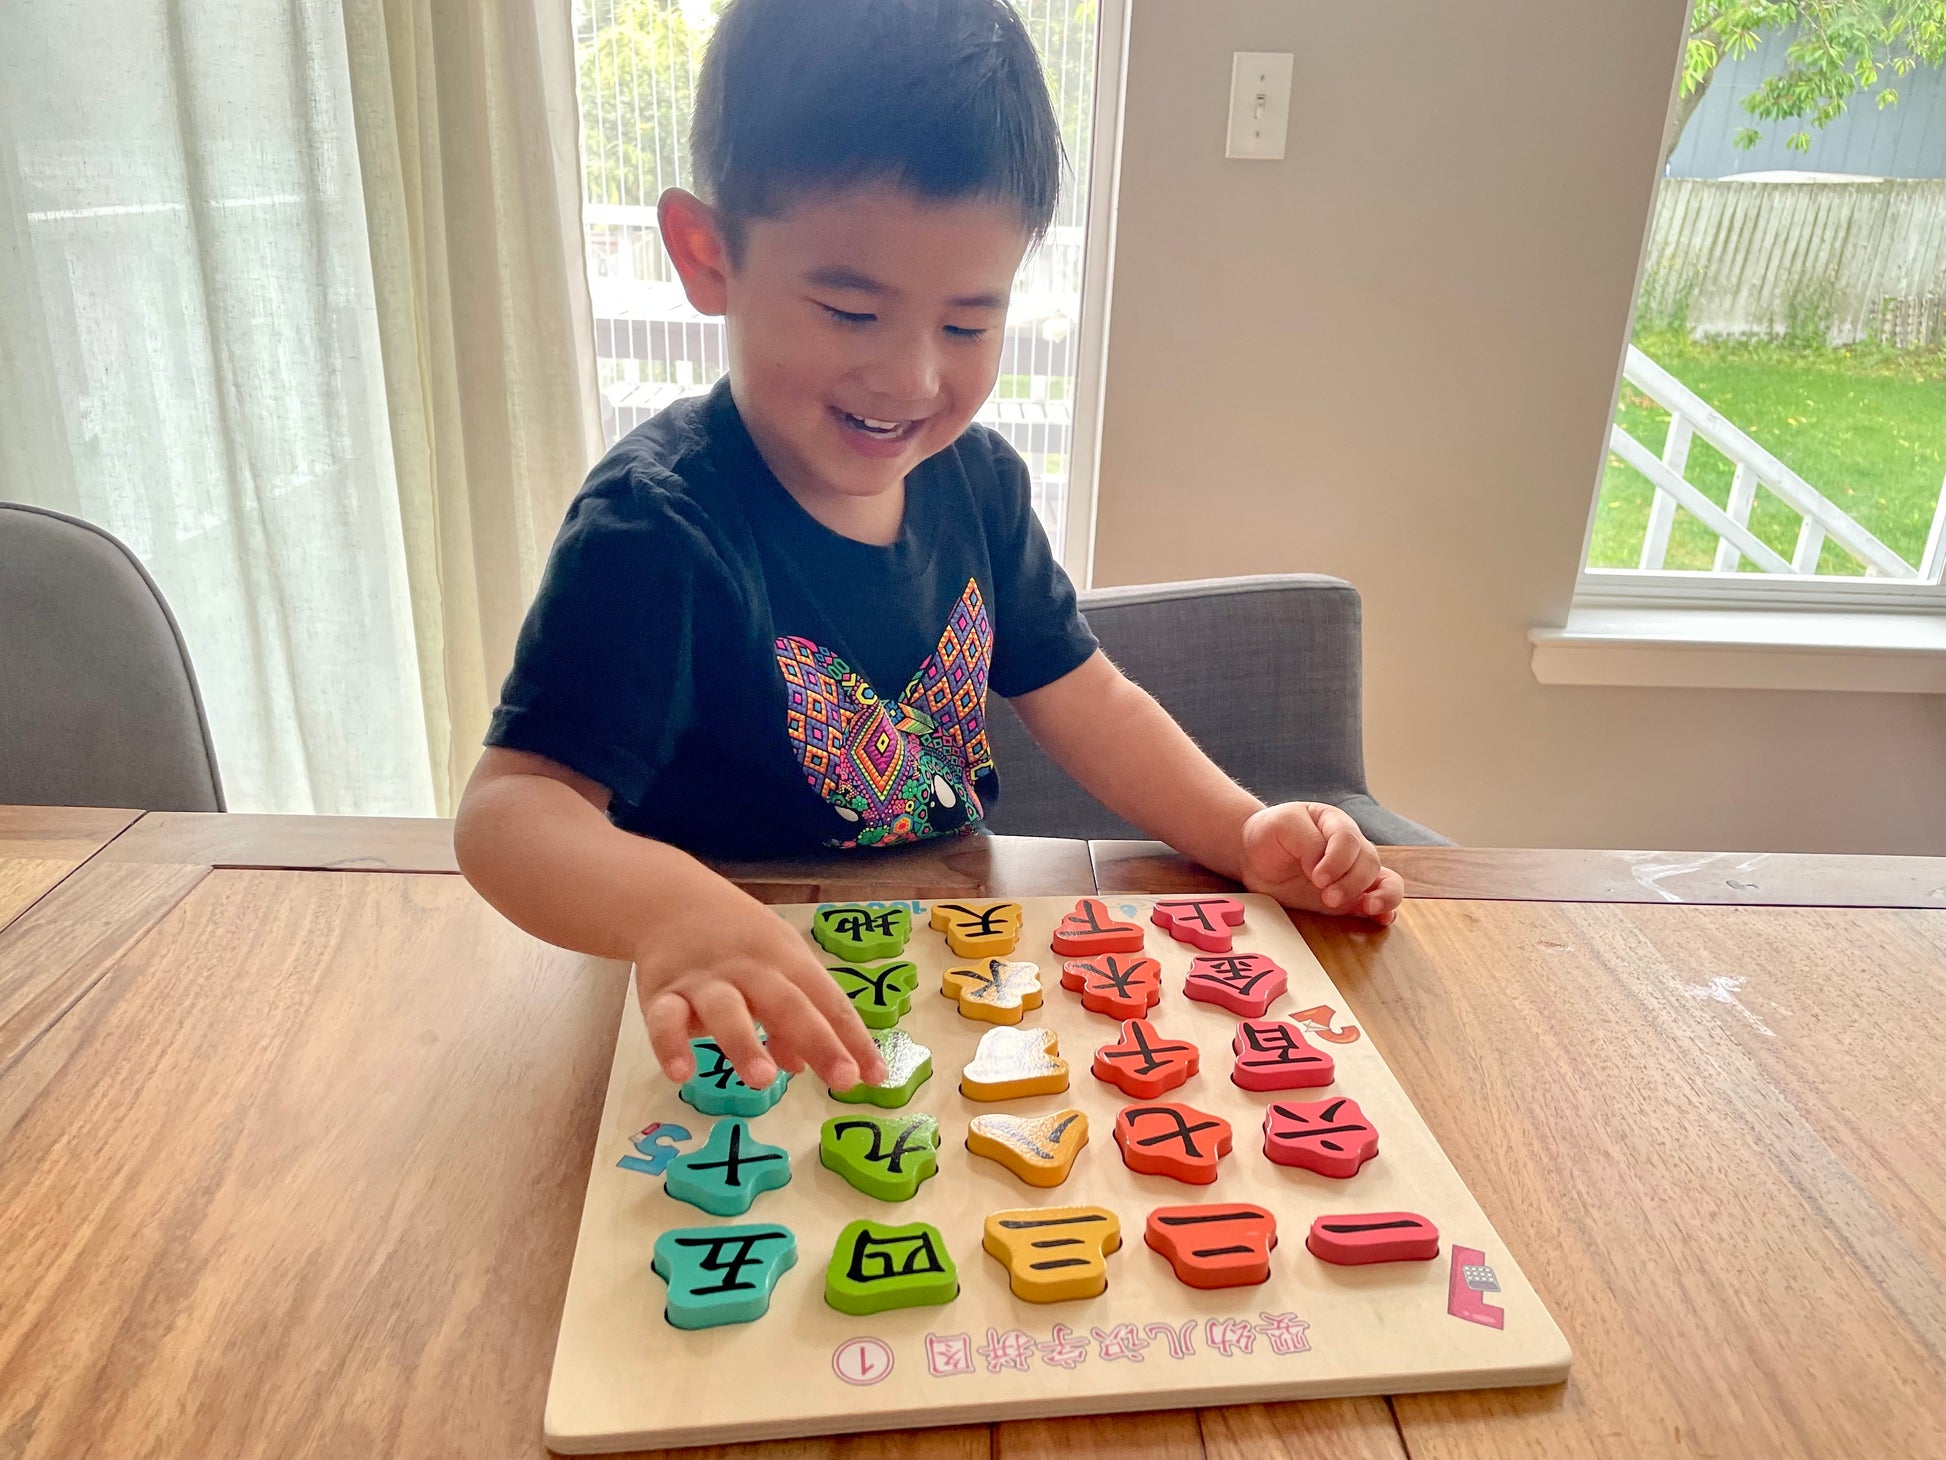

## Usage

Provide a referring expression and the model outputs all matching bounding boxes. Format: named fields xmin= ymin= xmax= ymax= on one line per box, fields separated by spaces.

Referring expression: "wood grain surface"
xmin=0 ymin=870 xmax=627 ymax=1459
xmin=708 ymin=833 xmax=1095 ymax=904
xmin=1093 ymin=839 xmax=1946 ymax=909
xmin=1298 ymin=899 xmax=1946 ymax=1459
xmin=0 ymin=804 xmax=138 ymax=929
xmin=103 ymin=809 xmax=464 ymax=873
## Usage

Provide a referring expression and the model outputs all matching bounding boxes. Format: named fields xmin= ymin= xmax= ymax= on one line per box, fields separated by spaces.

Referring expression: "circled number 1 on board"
xmin=831 ymin=1335 xmax=894 ymax=1386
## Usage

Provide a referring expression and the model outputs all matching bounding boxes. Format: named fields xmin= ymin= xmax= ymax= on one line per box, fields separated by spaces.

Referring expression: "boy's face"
xmin=686 ymin=185 xmax=1032 ymax=513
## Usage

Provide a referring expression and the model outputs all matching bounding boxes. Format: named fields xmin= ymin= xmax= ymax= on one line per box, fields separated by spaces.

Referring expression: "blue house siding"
xmin=1670 ymin=32 xmax=1946 ymax=180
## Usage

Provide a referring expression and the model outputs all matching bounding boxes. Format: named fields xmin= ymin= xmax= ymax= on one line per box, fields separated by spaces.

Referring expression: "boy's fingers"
xmin=746 ymin=973 xmax=858 ymax=1090
xmin=686 ymin=983 xmax=777 ymax=1089
xmin=643 ymin=990 xmax=696 ymax=1081
xmin=1308 ymin=813 xmax=1367 ymax=891
xmin=789 ymin=959 xmax=888 ymax=1082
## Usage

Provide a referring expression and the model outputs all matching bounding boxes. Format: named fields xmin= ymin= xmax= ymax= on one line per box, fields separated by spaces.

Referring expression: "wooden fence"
xmin=1637 ymin=179 xmax=1946 ymax=347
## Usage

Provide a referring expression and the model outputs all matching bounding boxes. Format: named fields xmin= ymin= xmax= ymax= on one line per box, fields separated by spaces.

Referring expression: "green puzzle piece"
xmin=824 ymin=1218 xmax=958 ymax=1316
xmin=664 ymin=1117 xmax=791 ymax=1216
xmin=679 ymin=1036 xmax=790 ymax=1117
xmin=819 ymin=1113 xmax=940 ymax=1201
xmin=653 ymin=1223 xmax=798 ymax=1330
xmin=828 ymin=960 xmax=920 ymax=1028
xmin=829 ymin=1028 xmax=932 ymax=1108
xmin=812 ymin=904 xmax=912 ymax=962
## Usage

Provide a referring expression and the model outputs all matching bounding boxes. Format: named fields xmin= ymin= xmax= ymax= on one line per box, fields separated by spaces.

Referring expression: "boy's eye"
xmin=945 ymin=325 xmax=989 ymax=340
xmin=818 ymin=303 xmax=875 ymax=326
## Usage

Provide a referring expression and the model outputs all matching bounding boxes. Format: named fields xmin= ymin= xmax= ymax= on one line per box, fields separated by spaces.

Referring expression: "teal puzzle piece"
xmin=653 ymin=1223 xmax=798 ymax=1330
xmin=812 ymin=904 xmax=912 ymax=962
xmin=679 ymin=1037 xmax=790 ymax=1117
xmin=618 ymin=1121 xmax=691 ymax=1176
xmin=664 ymin=1117 xmax=792 ymax=1216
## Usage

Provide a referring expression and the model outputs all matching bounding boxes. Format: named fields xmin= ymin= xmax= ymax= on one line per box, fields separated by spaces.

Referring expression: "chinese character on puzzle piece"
xmin=1204 ymin=1317 xmax=1257 ymax=1357
xmin=1183 ymin=953 xmax=1289 ymax=1018
xmin=1039 ymin=1323 xmax=1089 ymax=1370
xmin=1255 ymin=1312 xmax=1312 ymax=1356
xmin=1090 ymin=1322 xmax=1149 ymax=1363
xmin=980 ymin=1327 xmax=1039 ymax=1374
xmin=926 ymin=1332 xmax=975 ymax=1378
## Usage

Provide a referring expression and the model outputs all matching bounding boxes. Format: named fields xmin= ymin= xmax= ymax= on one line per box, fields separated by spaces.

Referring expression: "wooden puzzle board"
xmin=545 ymin=895 xmax=1569 ymax=1453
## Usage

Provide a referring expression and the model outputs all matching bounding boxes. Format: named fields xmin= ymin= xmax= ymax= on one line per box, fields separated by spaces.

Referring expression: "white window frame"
xmin=1056 ymin=0 xmax=1131 ymax=590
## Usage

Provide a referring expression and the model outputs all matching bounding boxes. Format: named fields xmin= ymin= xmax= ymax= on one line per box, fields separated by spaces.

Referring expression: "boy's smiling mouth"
xmin=832 ymin=407 xmax=924 ymax=458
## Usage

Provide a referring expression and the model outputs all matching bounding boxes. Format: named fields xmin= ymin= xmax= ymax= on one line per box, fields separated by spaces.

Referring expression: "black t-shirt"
xmin=486 ymin=380 xmax=1097 ymax=857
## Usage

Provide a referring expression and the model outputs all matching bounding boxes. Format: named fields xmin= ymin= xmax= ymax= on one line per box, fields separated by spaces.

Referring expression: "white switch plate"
xmin=1226 ymin=51 xmax=1293 ymax=160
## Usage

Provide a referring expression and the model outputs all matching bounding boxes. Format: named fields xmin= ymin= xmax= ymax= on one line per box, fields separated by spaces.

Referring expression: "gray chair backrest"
xmin=985 ymin=574 xmax=1386 ymax=840
xmin=0 ymin=501 xmax=224 ymax=811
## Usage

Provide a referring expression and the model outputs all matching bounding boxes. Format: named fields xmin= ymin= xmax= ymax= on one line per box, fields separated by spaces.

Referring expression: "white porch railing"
xmin=1613 ymin=344 xmax=1946 ymax=578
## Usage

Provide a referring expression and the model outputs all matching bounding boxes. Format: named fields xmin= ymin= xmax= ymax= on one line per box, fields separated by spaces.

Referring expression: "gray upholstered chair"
xmin=985 ymin=574 xmax=1446 ymax=846
xmin=0 ymin=501 xmax=224 ymax=811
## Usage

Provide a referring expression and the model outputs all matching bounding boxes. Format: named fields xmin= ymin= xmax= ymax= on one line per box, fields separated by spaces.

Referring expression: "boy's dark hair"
xmin=692 ymin=0 xmax=1064 ymax=258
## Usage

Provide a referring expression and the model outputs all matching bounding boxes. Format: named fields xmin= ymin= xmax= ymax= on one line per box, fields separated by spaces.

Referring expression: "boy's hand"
xmin=1238 ymin=802 xmax=1403 ymax=926
xmin=633 ymin=888 xmax=888 ymax=1093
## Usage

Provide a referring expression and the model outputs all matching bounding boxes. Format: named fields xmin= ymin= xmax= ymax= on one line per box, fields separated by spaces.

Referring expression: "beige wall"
xmin=1090 ymin=0 xmax=1946 ymax=853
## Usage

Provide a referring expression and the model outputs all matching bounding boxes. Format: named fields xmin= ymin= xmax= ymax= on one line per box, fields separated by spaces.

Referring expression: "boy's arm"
xmin=453 ymin=747 xmax=886 ymax=1088
xmin=1006 ymin=652 xmax=1402 ymax=923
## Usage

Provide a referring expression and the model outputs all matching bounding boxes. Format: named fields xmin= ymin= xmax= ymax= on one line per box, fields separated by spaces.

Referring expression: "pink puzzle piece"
xmin=1184 ymin=954 xmax=1288 ymax=1018
xmin=1230 ymin=1018 xmax=1334 ymax=1090
xmin=1262 ymin=1095 xmax=1379 ymax=1178
xmin=1149 ymin=897 xmax=1246 ymax=952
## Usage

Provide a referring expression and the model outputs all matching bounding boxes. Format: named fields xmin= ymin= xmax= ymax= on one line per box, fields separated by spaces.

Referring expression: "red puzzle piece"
xmin=1050 ymin=898 xmax=1147 ymax=956
xmin=1262 ymin=1096 xmax=1378 ymax=1178
xmin=1060 ymin=954 xmax=1163 ymax=1020
xmin=1146 ymin=1203 xmax=1278 ymax=1288
xmin=1113 ymin=1101 xmax=1232 ymax=1184
xmin=1184 ymin=954 xmax=1288 ymax=1017
xmin=1092 ymin=1019 xmax=1199 ymax=1098
xmin=1306 ymin=1212 xmax=1439 ymax=1265
xmin=1290 ymin=1003 xmax=1362 ymax=1045
xmin=1230 ymin=1018 xmax=1335 ymax=1090
xmin=1149 ymin=896 xmax=1246 ymax=952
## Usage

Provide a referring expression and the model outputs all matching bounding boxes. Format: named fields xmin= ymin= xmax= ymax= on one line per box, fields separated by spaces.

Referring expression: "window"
xmin=571 ymin=0 xmax=1113 ymax=563
xmin=1581 ymin=9 xmax=1946 ymax=603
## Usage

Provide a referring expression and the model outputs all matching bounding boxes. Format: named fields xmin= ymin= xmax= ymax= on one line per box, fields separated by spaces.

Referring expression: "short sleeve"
xmin=485 ymin=475 xmax=727 ymax=807
xmin=982 ymin=436 xmax=1098 ymax=698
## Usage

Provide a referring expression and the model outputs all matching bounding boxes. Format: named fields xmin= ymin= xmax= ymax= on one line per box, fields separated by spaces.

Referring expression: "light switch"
xmin=1226 ymin=51 xmax=1293 ymax=160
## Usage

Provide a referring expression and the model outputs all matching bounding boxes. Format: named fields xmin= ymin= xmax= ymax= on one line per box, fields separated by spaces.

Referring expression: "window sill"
xmin=1529 ymin=607 xmax=1946 ymax=694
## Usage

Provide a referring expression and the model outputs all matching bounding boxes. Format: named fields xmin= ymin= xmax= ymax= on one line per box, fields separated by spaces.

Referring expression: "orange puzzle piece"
xmin=1091 ymin=1019 xmax=1199 ymax=1099
xmin=1049 ymin=898 xmax=1146 ymax=956
xmin=1059 ymin=953 xmax=1163 ymax=1020
xmin=1112 ymin=1101 xmax=1232 ymax=1185
xmin=1144 ymin=1203 xmax=1278 ymax=1289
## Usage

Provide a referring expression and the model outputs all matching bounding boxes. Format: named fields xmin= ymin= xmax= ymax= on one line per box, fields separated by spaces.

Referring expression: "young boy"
xmin=455 ymin=0 xmax=1401 ymax=1098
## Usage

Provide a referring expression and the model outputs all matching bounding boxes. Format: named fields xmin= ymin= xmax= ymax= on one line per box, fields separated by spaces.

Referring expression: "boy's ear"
xmin=657 ymin=188 xmax=731 ymax=316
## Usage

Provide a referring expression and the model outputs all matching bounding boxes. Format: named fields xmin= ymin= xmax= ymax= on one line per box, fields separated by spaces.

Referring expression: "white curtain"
xmin=0 ymin=0 xmax=600 ymax=814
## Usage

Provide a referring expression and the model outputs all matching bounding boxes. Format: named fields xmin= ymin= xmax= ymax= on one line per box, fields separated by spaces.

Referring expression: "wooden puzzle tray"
xmin=544 ymin=894 xmax=1569 ymax=1453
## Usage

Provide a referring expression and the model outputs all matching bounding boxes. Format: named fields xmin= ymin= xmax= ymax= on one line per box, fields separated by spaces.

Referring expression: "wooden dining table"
xmin=2 ymin=807 xmax=1944 ymax=1459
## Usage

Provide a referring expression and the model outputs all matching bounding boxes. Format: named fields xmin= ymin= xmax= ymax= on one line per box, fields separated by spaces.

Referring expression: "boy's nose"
xmin=859 ymin=342 xmax=942 ymax=406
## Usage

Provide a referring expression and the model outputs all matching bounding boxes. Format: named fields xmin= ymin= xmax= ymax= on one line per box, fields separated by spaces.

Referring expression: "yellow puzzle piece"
xmin=941 ymin=959 xmax=1044 ymax=1024
xmin=929 ymin=900 xmax=1024 ymax=958
xmin=982 ymin=1205 xmax=1122 ymax=1302
xmin=960 ymin=1027 xmax=1069 ymax=1101
xmin=966 ymin=1109 xmax=1089 ymax=1186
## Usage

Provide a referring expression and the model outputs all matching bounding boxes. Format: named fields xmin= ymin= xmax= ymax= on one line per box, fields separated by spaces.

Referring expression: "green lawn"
xmin=1590 ymin=331 xmax=1946 ymax=574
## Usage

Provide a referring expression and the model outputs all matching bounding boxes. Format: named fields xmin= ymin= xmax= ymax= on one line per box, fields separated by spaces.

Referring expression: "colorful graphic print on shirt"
xmin=775 ymin=578 xmax=995 ymax=849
